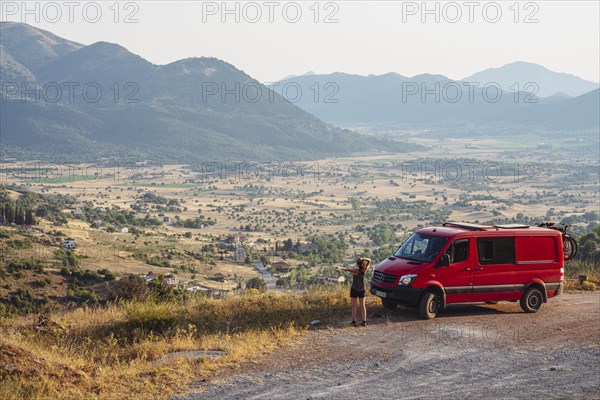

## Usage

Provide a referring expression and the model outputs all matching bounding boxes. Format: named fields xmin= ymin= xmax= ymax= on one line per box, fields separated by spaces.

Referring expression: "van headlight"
xmin=398 ymin=274 xmax=418 ymax=286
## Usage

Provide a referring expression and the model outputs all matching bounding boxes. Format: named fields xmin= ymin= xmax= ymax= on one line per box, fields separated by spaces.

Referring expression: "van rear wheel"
xmin=520 ymin=287 xmax=543 ymax=313
xmin=419 ymin=291 xmax=441 ymax=319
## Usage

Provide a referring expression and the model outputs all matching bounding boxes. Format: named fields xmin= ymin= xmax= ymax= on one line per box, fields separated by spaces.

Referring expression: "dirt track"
xmin=177 ymin=292 xmax=600 ymax=399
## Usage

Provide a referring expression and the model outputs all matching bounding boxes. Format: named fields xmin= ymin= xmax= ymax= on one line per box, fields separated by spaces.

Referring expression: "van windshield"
xmin=394 ymin=233 xmax=448 ymax=263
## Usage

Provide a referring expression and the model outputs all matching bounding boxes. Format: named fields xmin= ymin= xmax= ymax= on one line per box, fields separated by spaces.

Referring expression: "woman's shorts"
xmin=350 ymin=289 xmax=365 ymax=298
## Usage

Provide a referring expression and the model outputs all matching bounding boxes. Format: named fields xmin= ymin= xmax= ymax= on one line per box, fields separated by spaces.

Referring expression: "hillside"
xmin=0 ymin=22 xmax=404 ymax=163
xmin=0 ymin=21 xmax=83 ymax=75
xmin=493 ymin=89 xmax=600 ymax=130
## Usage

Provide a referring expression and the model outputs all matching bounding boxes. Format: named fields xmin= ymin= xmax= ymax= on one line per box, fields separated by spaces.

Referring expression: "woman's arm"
xmin=336 ymin=266 xmax=359 ymax=274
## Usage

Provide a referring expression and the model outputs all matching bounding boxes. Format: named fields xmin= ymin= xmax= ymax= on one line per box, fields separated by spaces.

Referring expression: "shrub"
xmin=108 ymin=276 xmax=149 ymax=301
xmin=103 ymin=271 xmax=117 ymax=281
xmin=66 ymin=287 xmax=99 ymax=305
xmin=5 ymin=260 xmax=44 ymax=274
xmin=30 ymin=279 xmax=48 ymax=288
xmin=1 ymin=288 xmax=48 ymax=315
xmin=581 ymin=281 xmax=597 ymax=291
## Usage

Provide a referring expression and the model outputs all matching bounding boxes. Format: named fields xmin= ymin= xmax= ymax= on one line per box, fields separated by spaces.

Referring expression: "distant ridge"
xmin=463 ymin=61 xmax=598 ymax=98
xmin=276 ymin=65 xmax=599 ymax=128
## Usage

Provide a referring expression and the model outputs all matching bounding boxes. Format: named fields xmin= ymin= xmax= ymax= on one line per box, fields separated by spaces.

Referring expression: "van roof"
xmin=416 ymin=222 xmax=560 ymax=238
xmin=443 ymin=222 xmax=532 ymax=231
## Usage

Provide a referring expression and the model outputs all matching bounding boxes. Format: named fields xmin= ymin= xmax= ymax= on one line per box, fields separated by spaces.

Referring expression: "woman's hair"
xmin=357 ymin=257 xmax=371 ymax=273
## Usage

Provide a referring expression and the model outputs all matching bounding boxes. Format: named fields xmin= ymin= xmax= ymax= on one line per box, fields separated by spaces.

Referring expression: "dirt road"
xmin=177 ymin=292 xmax=600 ymax=399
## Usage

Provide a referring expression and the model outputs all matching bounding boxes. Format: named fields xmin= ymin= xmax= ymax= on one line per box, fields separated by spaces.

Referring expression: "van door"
xmin=472 ymin=236 xmax=517 ymax=302
xmin=515 ymin=235 xmax=562 ymax=297
xmin=438 ymin=238 xmax=473 ymax=303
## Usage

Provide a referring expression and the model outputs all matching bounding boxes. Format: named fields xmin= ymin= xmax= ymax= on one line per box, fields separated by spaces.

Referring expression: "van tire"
xmin=381 ymin=299 xmax=397 ymax=310
xmin=520 ymin=287 xmax=543 ymax=313
xmin=419 ymin=291 xmax=441 ymax=319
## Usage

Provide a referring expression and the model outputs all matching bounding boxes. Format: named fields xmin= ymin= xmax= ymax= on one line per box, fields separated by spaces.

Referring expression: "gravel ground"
xmin=176 ymin=292 xmax=600 ymax=400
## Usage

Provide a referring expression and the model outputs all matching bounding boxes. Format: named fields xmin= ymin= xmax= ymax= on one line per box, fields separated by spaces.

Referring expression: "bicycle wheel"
xmin=563 ymin=236 xmax=578 ymax=261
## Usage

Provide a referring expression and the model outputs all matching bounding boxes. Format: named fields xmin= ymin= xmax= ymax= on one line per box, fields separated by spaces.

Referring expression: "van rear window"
xmin=477 ymin=237 xmax=515 ymax=265
xmin=516 ymin=236 xmax=558 ymax=262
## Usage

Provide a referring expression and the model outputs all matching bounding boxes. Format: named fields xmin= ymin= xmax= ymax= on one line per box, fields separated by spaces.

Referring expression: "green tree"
xmin=578 ymin=226 xmax=600 ymax=262
xmin=25 ymin=209 xmax=35 ymax=225
xmin=246 ymin=276 xmax=266 ymax=292
xmin=282 ymin=238 xmax=294 ymax=251
xmin=349 ymin=197 xmax=362 ymax=210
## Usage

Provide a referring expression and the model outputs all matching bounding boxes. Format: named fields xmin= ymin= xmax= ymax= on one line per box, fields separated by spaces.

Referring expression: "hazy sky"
xmin=2 ymin=1 xmax=599 ymax=83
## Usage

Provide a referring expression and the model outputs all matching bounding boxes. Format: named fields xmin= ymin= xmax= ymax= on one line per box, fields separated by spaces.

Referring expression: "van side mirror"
xmin=437 ymin=254 xmax=451 ymax=268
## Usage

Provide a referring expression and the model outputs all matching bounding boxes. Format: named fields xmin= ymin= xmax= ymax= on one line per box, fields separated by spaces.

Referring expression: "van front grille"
xmin=373 ymin=271 xmax=397 ymax=285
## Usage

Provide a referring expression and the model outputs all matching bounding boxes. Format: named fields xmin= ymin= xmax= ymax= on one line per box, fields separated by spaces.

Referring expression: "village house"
xmin=228 ymin=232 xmax=247 ymax=244
xmin=163 ymin=216 xmax=171 ymax=223
xmin=272 ymin=261 xmax=293 ymax=273
xmin=63 ymin=238 xmax=76 ymax=250
xmin=145 ymin=273 xmax=159 ymax=282
xmin=186 ymin=285 xmax=210 ymax=294
xmin=117 ymin=227 xmax=129 ymax=234
xmin=213 ymin=272 xmax=228 ymax=282
xmin=185 ymin=284 xmax=229 ymax=298
xmin=162 ymin=275 xmax=180 ymax=286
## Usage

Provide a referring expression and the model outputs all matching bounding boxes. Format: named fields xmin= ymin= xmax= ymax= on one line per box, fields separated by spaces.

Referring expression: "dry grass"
xmin=563 ymin=260 xmax=600 ymax=292
xmin=0 ymin=287 xmax=350 ymax=399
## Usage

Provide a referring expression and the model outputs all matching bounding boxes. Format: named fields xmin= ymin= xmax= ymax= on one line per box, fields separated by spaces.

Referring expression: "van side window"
xmin=445 ymin=239 xmax=469 ymax=263
xmin=477 ymin=238 xmax=515 ymax=265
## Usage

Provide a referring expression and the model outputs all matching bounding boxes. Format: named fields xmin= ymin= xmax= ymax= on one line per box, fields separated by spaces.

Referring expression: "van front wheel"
xmin=520 ymin=287 xmax=543 ymax=313
xmin=419 ymin=291 xmax=441 ymax=319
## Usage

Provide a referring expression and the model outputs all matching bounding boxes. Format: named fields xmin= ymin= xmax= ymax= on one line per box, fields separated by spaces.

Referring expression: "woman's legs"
xmin=359 ymin=297 xmax=366 ymax=322
xmin=351 ymin=297 xmax=357 ymax=322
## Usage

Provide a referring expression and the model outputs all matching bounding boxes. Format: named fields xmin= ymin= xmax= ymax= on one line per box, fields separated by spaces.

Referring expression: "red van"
xmin=370 ymin=222 xmax=564 ymax=319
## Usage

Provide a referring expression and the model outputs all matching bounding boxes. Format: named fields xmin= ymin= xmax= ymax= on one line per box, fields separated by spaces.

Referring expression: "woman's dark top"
xmin=351 ymin=270 xmax=365 ymax=292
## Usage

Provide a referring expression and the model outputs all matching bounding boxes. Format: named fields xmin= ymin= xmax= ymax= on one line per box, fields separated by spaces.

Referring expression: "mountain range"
xmin=0 ymin=22 xmax=400 ymax=163
xmin=1 ymin=22 xmax=598 ymax=164
xmin=276 ymin=65 xmax=599 ymax=128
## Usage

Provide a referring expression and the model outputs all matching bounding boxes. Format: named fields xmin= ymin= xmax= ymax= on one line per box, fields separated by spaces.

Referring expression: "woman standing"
xmin=337 ymin=257 xmax=371 ymax=326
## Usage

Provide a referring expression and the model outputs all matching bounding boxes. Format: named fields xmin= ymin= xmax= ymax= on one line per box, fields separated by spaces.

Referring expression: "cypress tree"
xmin=15 ymin=205 xmax=22 ymax=225
xmin=25 ymin=209 xmax=34 ymax=225
xmin=6 ymin=204 xmax=14 ymax=224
